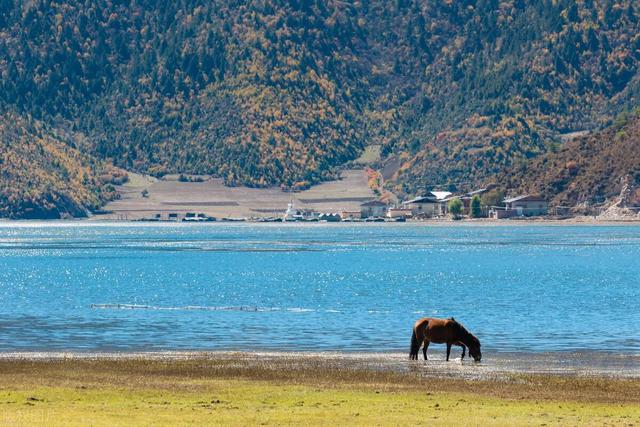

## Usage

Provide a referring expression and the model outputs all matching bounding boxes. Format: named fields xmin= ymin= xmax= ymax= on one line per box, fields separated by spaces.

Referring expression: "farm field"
xmin=98 ymin=169 xmax=375 ymax=220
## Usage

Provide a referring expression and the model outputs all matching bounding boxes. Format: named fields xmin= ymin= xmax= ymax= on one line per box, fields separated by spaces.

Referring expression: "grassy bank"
xmin=0 ymin=356 xmax=639 ymax=426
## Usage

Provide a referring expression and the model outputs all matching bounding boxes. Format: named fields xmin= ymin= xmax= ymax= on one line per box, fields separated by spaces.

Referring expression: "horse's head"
xmin=455 ymin=321 xmax=482 ymax=362
xmin=467 ymin=335 xmax=482 ymax=362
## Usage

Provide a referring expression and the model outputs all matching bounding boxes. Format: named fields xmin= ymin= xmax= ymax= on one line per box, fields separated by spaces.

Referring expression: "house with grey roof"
xmin=401 ymin=191 xmax=451 ymax=218
xmin=360 ymin=200 xmax=388 ymax=218
xmin=491 ymin=194 xmax=548 ymax=218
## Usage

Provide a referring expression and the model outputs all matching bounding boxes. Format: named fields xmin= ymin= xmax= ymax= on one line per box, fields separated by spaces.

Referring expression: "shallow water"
xmin=0 ymin=223 xmax=638 ymax=354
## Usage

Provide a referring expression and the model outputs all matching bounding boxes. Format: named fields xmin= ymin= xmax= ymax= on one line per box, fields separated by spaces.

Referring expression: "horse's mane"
xmin=451 ymin=318 xmax=480 ymax=347
xmin=449 ymin=317 xmax=463 ymax=330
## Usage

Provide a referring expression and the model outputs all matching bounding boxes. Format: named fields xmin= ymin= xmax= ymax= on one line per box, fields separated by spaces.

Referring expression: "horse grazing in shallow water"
xmin=410 ymin=317 xmax=481 ymax=362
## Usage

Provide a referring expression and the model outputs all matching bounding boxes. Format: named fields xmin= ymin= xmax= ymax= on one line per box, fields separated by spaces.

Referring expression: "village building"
xmin=430 ymin=191 xmax=453 ymax=200
xmin=182 ymin=212 xmax=212 ymax=222
xmin=438 ymin=188 xmax=487 ymax=216
xmin=401 ymin=191 xmax=451 ymax=218
xmin=402 ymin=195 xmax=438 ymax=217
xmin=437 ymin=196 xmax=457 ymax=216
xmin=387 ymin=208 xmax=413 ymax=219
xmin=319 ymin=213 xmax=341 ymax=222
xmin=341 ymin=210 xmax=362 ymax=220
xmin=284 ymin=200 xmax=320 ymax=221
xmin=491 ymin=195 xmax=548 ymax=218
xmin=461 ymin=188 xmax=487 ymax=214
xmin=360 ymin=200 xmax=388 ymax=218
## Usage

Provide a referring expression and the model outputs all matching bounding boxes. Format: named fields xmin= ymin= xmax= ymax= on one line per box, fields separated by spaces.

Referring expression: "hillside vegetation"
xmin=379 ymin=0 xmax=640 ymax=194
xmin=503 ymin=112 xmax=640 ymax=207
xmin=1 ymin=0 xmax=640 ymax=216
xmin=0 ymin=112 xmax=119 ymax=218
xmin=1 ymin=0 xmax=367 ymax=190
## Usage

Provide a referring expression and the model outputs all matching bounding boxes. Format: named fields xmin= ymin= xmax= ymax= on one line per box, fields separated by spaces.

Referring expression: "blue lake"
xmin=0 ymin=223 xmax=638 ymax=353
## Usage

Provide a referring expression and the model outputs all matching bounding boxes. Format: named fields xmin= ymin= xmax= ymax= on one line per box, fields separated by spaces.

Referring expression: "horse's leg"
xmin=460 ymin=344 xmax=466 ymax=360
xmin=446 ymin=343 xmax=452 ymax=361
xmin=412 ymin=341 xmax=420 ymax=360
xmin=411 ymin=328 xmax=426 ymax=360
xmin=410 ymin=329 xmax=418 ymax=360
xmin=422 ymin=341 xmax=429 ymax=360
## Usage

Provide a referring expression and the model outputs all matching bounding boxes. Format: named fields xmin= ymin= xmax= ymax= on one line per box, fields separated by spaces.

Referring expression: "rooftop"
xmin=466 ymin=188 xmax=487 ymax=196
xmin=360 ymin=200 xmax=387 ymax=207
xmin=402 ymin=196 xmax=438 ymax=205
xmin=430 ymin=191 xmax=453 ymax=200
xmin=402 ymin=190 xmax=452 ymax=205
xmin=503 ymin=194 xmax=546 ymax=203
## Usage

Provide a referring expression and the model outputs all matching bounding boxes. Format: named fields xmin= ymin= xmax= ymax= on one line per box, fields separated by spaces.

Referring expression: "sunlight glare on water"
xmin=0 ymin=223 xmax=638 ymax=353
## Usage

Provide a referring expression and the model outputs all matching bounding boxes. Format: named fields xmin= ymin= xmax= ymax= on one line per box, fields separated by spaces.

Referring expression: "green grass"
xmin=3 ymin=381 xmax=639 ymax=426
xmin=0 ymin=357 xmax=638 ymax=426
xmin=354 ymin=145 xmax=382 ymax=164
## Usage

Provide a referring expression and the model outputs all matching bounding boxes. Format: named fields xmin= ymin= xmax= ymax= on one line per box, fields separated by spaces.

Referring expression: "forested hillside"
xmin=377 ymin=0 xmax=640 ymax=194
xmin=502 ymin=111 xmax=640 ymax=207
xmin=1 ymin=0 xmax=639 ymax=217
xmin=1 ymin=0 xmax=367 ymax=190
xmin=0 ymin=111 xmax=120 ymax=218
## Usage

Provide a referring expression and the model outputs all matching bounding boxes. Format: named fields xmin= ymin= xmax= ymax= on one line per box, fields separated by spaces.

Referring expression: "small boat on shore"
xmin=222 ymin=217 xmax=246 ymax=222
xmin=258 ymin=217 xmax=283 ymax=222
xmin=364 ymin=216 xmax=385 ymax=222
xmin=182 ymin=212 xmax=216 ymax=222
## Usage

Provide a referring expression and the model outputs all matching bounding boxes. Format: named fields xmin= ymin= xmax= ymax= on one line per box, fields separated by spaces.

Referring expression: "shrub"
xmin=471 ymin=195 xmax=482 ymax=218
xmin=448 ymin=198 xmax=463 ymax=219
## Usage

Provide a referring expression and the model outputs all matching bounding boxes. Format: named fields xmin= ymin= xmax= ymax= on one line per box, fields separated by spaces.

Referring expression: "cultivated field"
xmin=97 ymin=170 xmax=375 ymax=220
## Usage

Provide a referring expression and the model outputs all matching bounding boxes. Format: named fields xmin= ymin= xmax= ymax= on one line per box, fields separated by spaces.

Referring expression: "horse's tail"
xmin=410 ymin=327 xmax=420 ymax=360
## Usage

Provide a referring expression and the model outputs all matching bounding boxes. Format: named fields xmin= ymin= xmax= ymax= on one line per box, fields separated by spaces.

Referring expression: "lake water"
xmin=0 ymin=223 xmax=638 ymax=354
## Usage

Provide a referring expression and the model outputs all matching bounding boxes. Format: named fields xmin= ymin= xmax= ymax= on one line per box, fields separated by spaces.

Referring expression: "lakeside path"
xmin=1 ymin=352 xmax=639 ymax=426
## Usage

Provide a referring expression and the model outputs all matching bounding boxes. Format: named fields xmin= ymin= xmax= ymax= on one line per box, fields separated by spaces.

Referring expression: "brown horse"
xmin=410 ymin=317 xmax=481 ymax=362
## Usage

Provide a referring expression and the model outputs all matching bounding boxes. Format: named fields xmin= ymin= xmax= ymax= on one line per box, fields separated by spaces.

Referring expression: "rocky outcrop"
xmin=598 ymin=176 xmax=640 ymax=220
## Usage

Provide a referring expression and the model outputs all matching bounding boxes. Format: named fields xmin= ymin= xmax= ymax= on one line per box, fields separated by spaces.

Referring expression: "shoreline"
xmin=1 ymin=218 xmax=640 ymax=226
xmin=1 ymin=350 xmax=638 ymax=380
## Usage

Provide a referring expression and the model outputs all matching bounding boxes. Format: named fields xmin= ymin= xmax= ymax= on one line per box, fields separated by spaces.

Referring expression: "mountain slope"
xmin=1 ymin=1 xmax=640 ymax=216
xmin=1 ymin=0 xmax=368 ymax=189
xmin=501 ymin=112 xmax=640 ymax=207
xmin=377 ymin=0 xmax=640 ymax=194
xmin=0 ymin=111 xmax=119 ymax=218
